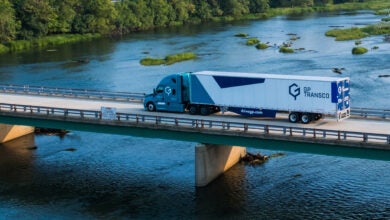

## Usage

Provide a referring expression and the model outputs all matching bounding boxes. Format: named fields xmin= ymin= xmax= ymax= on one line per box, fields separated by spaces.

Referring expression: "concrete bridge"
xmin=0 ymin=84 xmax=389 ymax=186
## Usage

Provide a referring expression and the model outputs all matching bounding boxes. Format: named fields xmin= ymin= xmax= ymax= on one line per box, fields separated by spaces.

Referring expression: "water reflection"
xmin=0 ymin=134 xmax=36 ymax=184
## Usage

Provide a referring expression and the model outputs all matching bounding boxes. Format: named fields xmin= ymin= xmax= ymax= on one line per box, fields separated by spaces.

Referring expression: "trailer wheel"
xmin=146 ymin=102 xmax=156 ymax=112
xmin=288 ymin=112 xmax=300 ymax=123
xmin=301 ymin=113 xmax=311 ymax=124
xmin=200 ymin=106 xmax=210 ymax=115
xmin=314 ymin=114 xmax=322 ymax=121
xmin=189 ymin=105 xmax=198 ymax=115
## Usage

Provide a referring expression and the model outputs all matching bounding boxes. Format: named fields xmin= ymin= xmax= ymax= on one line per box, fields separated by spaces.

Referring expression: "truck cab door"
xmin=155 ymin=85 xmax=167 ymax=110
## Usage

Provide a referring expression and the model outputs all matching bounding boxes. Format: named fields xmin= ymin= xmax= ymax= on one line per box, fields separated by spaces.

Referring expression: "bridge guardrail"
xmin=0 ymin=103 xmax=389 ymax=147
xmin=0 ymin=84 xmax=145 ymax=103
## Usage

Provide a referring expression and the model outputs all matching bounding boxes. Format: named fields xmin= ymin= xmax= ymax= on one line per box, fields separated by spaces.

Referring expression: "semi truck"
xmin=143 ymin=71 xmax=350 ymax=123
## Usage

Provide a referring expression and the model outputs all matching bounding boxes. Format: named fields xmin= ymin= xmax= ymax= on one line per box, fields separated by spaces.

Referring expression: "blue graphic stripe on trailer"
xmin=213 ymin=76 xmax=265 ymax=88
xmin=190 ymin=75 xmax=215 ymax=104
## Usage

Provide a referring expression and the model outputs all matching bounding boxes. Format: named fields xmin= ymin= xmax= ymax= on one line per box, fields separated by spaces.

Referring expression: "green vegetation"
xmin=352 ymin=47 xmax=368 ymax=54
xmin=235 ymin=33 xmax=249 ymax=37
xmin=1 ymin=0 xmax=389 ymax=53
xmin=246 ymin=38 xmax=260 ymax=45
xmin=279 ymin=47 xmax=294 ymax=53
xmin=383 ymin=17 xmax=390 ymax=22
xmin=0 ymin=44 xmax=9 ymax=54
xmin=140 ymin=52 xmax=197 ymax=66
xmin=326 ymin=22 xmax=390 ymax=40
xmin=4 ymin=34 xmax=100 ymax=53
xmin=256 ymin=43 xmax=269 ymax=49
xmin=355 ymin=40 xmax=362 ymax=45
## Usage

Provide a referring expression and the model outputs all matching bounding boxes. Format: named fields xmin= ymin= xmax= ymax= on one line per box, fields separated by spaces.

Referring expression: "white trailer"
xmin=144 ymin=71 xmax=351 ymax=123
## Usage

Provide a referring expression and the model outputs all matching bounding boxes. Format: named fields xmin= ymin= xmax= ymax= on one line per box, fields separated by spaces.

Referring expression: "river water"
xmin=0 ymin=11 xmax=390 ymax=219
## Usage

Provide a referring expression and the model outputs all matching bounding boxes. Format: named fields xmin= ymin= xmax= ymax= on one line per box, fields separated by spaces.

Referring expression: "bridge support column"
xmin=0 ymin=124 xmax=35 ymax=143
xmin=195 ymin=144 xmax=246 ymax=187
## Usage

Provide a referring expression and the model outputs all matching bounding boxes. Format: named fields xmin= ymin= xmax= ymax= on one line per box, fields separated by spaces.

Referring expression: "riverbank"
xmin=1 ymin=1 xmax=389 ymax=55
xmin=0 ymin=34 xmax=101 ymax=54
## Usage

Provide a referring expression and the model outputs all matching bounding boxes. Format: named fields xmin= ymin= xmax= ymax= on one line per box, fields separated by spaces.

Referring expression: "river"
xmin=0 ymin=11 xmax=390 ymax=219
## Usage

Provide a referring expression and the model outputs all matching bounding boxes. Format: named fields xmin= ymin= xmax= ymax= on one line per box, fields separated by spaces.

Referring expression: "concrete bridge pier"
xmin=195 ymin=144 xmax=246 ymax=187
xmin=0 ymin=124 xmax=35 ymax=143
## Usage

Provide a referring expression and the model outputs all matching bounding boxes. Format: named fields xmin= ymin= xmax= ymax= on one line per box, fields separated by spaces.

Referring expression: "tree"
xmin=219 ymin=0 xmax=250 ymax=17
xmin=249 ymin=0 xmax=269 ymax=13
xmin=49 ymin=0 xmax=78 ymax=34
xmin=15 ymin=0 xmax=56 ymax=39
xmin=72 ymin=0 xmax=117 ymax=34
xmin=0 ymin=0 xmax=19 ymax=42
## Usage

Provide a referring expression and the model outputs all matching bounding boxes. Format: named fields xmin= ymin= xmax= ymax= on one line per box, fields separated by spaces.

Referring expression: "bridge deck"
xmin=0 ymin=92 xmax=389 ymax=151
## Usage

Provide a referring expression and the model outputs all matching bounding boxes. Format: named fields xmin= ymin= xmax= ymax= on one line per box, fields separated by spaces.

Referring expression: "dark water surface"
xmin=0 ymin=11 xmax=390 ymax=219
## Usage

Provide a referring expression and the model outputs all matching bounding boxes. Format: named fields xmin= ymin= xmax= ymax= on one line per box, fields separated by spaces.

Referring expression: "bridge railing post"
xmin=244 ymin=123 xmax=248 ymax=132
xmin=387 ymin=136 xmax=390 ymax=144
xmin=264 ymin=125 xmax=269 ymax=134
xmin=363 ymin=133 xmax=368 ymax=143
xmin=313 ymin=129 xmax=316 ymax=138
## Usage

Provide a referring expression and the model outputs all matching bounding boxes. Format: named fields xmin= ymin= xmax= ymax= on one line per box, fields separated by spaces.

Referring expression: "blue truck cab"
xmin=144 ymin=73 xmax=190 ymax=113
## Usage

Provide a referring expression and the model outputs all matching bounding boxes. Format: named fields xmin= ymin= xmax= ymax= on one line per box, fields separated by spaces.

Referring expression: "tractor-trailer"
xmin=144 ymin=71 xmax=350 ymax=123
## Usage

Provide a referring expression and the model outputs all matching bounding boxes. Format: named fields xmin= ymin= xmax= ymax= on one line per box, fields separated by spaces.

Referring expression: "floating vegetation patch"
xmin=279 ymin=47 xmax=295 ymax=53
xmin=352 ymin=46 xmax=368 ymax=54
xmin=140 ymin=52 xmax=197 ymax=66
xmin=256 ymin=43 xmax=269 ymax=49
xmin=246 ymin=38 xmax=260 ymax=46
xmin=326 ymin=23 xmax=390 ymax=41
xmin=235 ymin=32 xmax=248 ymax=37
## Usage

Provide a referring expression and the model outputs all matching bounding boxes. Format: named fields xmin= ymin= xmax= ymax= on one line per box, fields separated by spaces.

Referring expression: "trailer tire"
xmin=301 ymin=113 xmax=311 ymax=124
xmin=146 ymin=102 xmax=156 ymax=112
xmin=189 ymin=105 xmax=198 ymax=115
xmin=288 ymin=112 xmax=300 ymax=123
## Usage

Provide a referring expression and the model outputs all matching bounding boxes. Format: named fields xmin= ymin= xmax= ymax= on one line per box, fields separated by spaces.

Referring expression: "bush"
xmin=352 ymin=47 xmax=368 ymax=54
xmin=140 ymin=52 xmax=197 ymax=66
xmin=246 ymin=38 xmax=260 ymax=45
xmin=279 ymin=47 xmax=294 ymax=53
xmin=0 ymin=44 xmax=9 ymax=54
xmin=382 ymin=17 xmax=390 ymax=22
xmin=256 ymin=43 xmax=269 ymax=49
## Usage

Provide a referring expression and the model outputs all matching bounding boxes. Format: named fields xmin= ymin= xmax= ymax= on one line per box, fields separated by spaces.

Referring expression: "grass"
xmin=256 ymin=43 xmax=269 ymax=49
xmin=382 ymin=17 xmax=390 ymax=22
xmin=140 ymin=52 xmax=197 ymax=66
xmin=352 ymin=47 xmax=368 ymax=54
xmin=246 ymin=38 xmax=260 ymax=45
xmin=279 ymin=47 xmax=294 ymax=53
xmin=3 ymin=34 xmax=101 ymax=53
xmin=325 ymin=23 xmax=390 ymax=40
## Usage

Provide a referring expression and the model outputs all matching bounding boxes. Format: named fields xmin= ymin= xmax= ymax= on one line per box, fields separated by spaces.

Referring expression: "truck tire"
xmin=288 ymin=112 xmax=300 ymax=123
xmin=146 ymin=102 xmax=156 ymax=112
xmin=200 ymin=106 xmax=210 ymax=115
xmin=301 ymin=113 xmax=311 ymax=124
xmin=189 ymin=105 xmax=198 ymax=115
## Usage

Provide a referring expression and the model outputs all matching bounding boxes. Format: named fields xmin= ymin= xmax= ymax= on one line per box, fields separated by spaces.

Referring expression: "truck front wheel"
xmin=288 ymin=112 xmax=300 ymax=123
xmin=146 ymin=102 xmax=156 ymax=112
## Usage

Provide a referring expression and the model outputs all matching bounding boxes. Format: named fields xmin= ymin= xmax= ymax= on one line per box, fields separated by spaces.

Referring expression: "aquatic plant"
xmin=352 ymin=47 xmax=368 ymax=54
xmin=140 ymin=52 xmax=197 ymax=66
xmin=256 ymin=43 xmax=269 ymax=49
xmin=246 ymin=38 xmax=260 ymax=45
xmin=235 ymin=33 xmax=248 ymax=37
xmin=279 ymin=47 xmax=294 ymax=53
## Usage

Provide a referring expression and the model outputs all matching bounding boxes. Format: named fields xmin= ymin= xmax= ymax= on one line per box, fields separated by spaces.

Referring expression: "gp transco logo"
xmin=289 ymin=83 xmax=300 ymax=100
